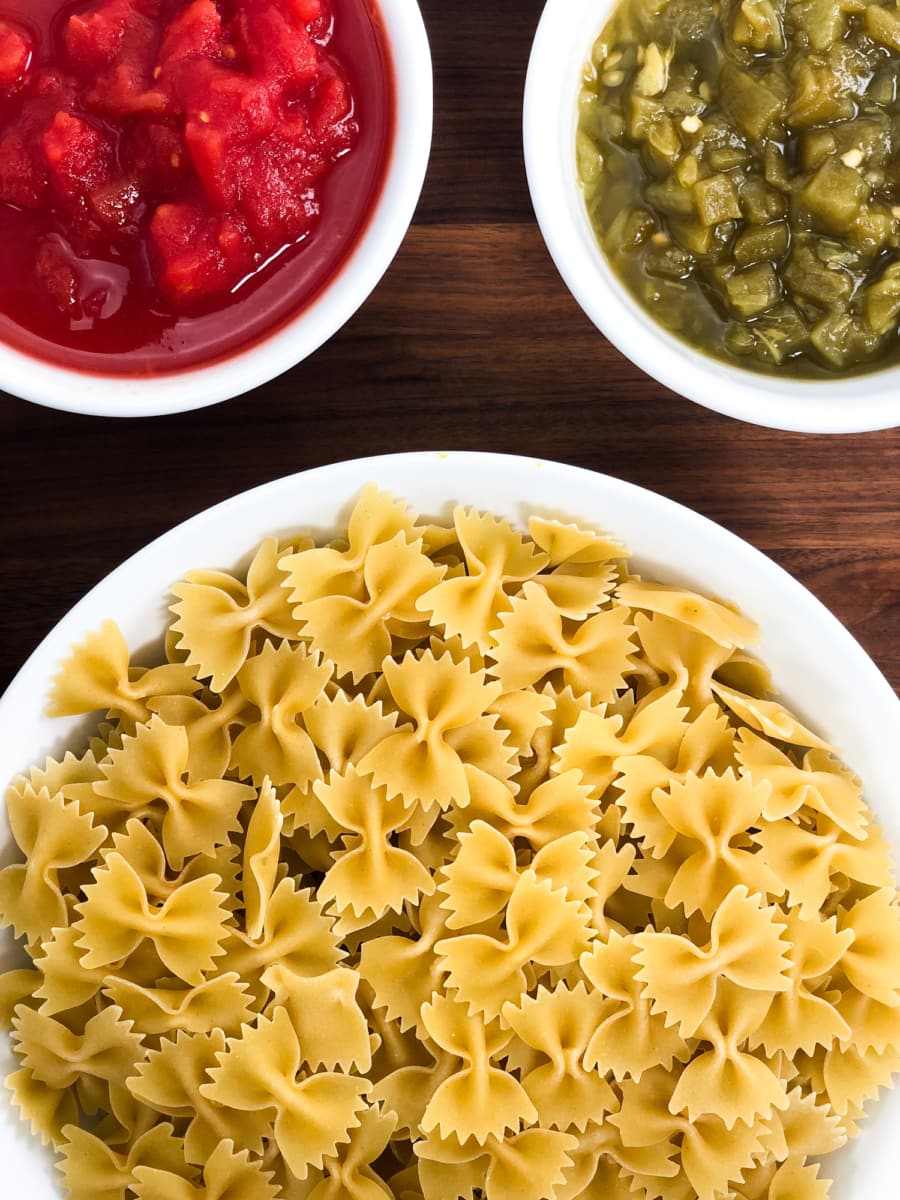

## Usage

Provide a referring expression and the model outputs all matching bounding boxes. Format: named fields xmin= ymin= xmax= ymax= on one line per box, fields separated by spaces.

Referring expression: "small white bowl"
xmin=524 ymin=0 xmax=900 ymax=434
xmin=1 ymin=0 xmax=432 ymax=418
xmin=1 ymin=451 xmax=899 ymax=1196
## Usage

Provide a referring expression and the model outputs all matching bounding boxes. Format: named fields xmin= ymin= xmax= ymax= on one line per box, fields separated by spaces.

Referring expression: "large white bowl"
xmin=524 ymin=0 xmax=900 ymax=434
xmin=1 ymin=451 xmax=898 ymax=1195
xmin=2 ymin=0 xmax=432 ymax=418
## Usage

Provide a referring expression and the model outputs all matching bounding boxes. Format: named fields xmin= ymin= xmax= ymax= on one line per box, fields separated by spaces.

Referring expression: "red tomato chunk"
xmin=0 ymin=0 xmax=390 ymax=369
xmin=0 ymin=19 xmax=30 ymax=87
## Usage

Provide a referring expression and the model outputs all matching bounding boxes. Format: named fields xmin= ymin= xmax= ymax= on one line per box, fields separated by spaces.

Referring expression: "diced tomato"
xmin=34 ymin=238 xmax=79 ymax=314
xmin=150 ymin=199 xmax=255 ymax=303
xmin=65 ymin=0 xmax=131 ymax=72
xmin=126 ymin=121 xmax=190 ymax=194
xmin=236 ymin=4 xmax=319 ymax=91
xmin=43 ymin=113 xmax=114 ymax=210
xmin=237 ymin=125 xmax=322 ymax=244
xmin=158 ymin=0 xmax=223 ymax=72
xmin=311 ymin=71 xmax=352 ymax=143
xmin=291 ymin=0 xmax=324 ymax=22
xmin=83 ymin=4 xmax=167 ymax=117
xmin=0 ymin=19 xmax=30 ymax=87
xmin=89 ymin=178 xmax=141 ymax=232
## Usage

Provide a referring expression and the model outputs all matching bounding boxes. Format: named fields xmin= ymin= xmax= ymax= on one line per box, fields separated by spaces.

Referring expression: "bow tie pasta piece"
xmin=526 ymin=516 xmax=627 ymax=621
xmin=554 ymin=689 xmax=690 ymax=801
xmin=58 ymin=1122 xmax=189 ymax=1200
xmin=819 ymin=1042 xmax=900 ymax=1118
xmin=649 ymin=769 xmax=783 ymax=918
xmin=241 ymin=777 xmax=283 ymax=941
xmin=357 ymin=649 xmax=507 ymax=813
xmin=314 ymin=767 xmax=435 ymax=922
xmin=416 ymin=507 xmax=550 ymax=652
xmin=616 ymin=580 xmax=761 ymax=650
xmin=230 ymin=643 xmax=332 ymax=788
xmin=609 ymin=1065 xmax=771 ymax=1200
xmin=735 ymin=729 xmax=868 ymax=837
xmin=201 ymin=1006 xmax=371 ymax=1181
xmin=631 ymin=611 xmax=735 ymax=717
xmin=149 ymin=683 xmax=248 ymax=785
xmin=748 ymin=912 xmax=854 ymax=1058
xmin=306 ymin=1104 xmax=398 ymax=1200
xmin=489 ymin=583 xmax=637 ymax=699
xmin=435 ymin=870 xmax=594 ymax=1020
xmin=753 ymin=813 xmax=895 ymax=917
xmin=5 ymin=484 xmax=900 ymax=1200
xmin=451 ymin=768 xmax=598 ymax=853
xmin=170 ymin=536 xmax=301 ymax=694
xmin=634 ymin=886 xmax=792 ymax=1039
xmin=101 ymin=973 xmax=256 ymax=1040
xmin=414 ymin=1127 xmax=580 ymax=1200
xmin=223 ymin=877 xmax=344 ymax=985
xmin=131 ymin=1139 xmax=279 ymax=1200
xmin=418 ymin=992 xmax=538 ymax=1143
xmin=12 ymin=1005 xmax=143 ymax=1098
xmin=711 ymin=679 xmax=832 ymax=751
xmin=438 ymin=822 xmax=598 ymax=932
xmin=834 ymin=888 xmax=900 ymax=1006
xmin=47 ymin=621 xmax=199 ymax=728
xmin=580 ymin=931 xmax=693 ymax=1082
xmin=668 ymin=980 xmax=790 ymax=1129
xmin=501 ymin=982 xmax=616 ymax=1132
xmin=75 ymin=853 xmax=230 ymax=985
xmin=294 ymin=534 xmax=446 ymax=683
xmin=279 ymin=485 xmax=423 ymax=608
xmin=301 ymin=689 xmax=400 ymax=775
xmin=833 ymin=986 xmax=900 ymax=1056
xmin=95 ymin=716 xmax=254 ymax=867
xmin=0 ymin=783 xmax=107 ymax=944
xmin=126 ymin=1029 xmax=270 ymax=1164
xmin=357 ymin=892 xmax=452 ymax=1035
xmin=260 ymin=965 xmax=373 ymax=1073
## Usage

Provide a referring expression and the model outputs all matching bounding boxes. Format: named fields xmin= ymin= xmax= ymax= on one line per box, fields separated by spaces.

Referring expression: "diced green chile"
xmin=577 ymin=0 xmax=900 ymax=377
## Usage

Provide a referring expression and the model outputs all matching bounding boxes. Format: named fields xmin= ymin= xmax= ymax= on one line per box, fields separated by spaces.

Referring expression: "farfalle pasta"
xmin=2 ymin=486 xmax=899 ymax=1200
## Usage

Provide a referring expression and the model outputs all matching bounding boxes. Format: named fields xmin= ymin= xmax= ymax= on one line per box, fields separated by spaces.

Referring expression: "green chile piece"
xmin=864 ymin=262 xmax=900 ymax=334
xmin=801 ymin=159 xmax=870 ymax=233
xmin=720 ymin=64 xmax=785 ymax=140
xmin=733 ymin=222 xmax=790 ymax=267
xmin=724 ymin=263 xmax=782 ymax=316
xmin=693 ymin=174 xmax=742 ymax=225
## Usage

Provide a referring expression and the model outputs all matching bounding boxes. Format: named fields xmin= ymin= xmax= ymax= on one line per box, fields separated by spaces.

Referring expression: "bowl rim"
xmin=1 ymin=449 xmax=899 ymax=1193
xmin=523 ymin=0 xmax=900 ymax=435
xmin=0 ymin=0 xmax=433 ymax=419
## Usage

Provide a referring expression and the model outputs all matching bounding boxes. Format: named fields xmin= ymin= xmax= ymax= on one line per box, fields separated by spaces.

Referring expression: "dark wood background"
xmin=1 ymin=0 xmax=898 ymax=695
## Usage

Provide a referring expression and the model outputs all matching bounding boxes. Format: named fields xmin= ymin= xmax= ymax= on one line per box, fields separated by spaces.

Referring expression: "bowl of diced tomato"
xmin=0 ymin=0 xmax=431 ymax=416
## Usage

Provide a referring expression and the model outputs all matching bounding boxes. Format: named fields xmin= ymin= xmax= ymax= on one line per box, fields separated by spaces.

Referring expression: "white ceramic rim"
xmin=0 ymin=0 xmax=433 ymax=418
xmin=523 ymin=0 xmax=900 ymax=434
xmin=1 ymin=450 xmax=899 ymax=1194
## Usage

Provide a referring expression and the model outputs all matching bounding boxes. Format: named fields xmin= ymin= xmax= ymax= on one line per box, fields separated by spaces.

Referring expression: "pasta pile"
xmin=1 ymin=485 xmax=899 ymax=1200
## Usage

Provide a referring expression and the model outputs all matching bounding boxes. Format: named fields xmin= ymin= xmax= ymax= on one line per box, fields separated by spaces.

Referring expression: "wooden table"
xmin=1 ymin=0 xmax=898 ymax=695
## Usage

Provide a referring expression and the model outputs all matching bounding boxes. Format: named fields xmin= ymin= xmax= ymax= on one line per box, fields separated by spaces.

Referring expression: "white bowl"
xmin=1 ymin=0 xmax=432 ymax=418
xmin=2 ymin=450 xmax=898 ymax=1195
xmin=523 ymin=0 xmax=900 ymax=434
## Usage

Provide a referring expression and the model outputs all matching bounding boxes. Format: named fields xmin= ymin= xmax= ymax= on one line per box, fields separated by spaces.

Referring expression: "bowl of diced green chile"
xmin=524 ymin=0 xmax=900 ymax=432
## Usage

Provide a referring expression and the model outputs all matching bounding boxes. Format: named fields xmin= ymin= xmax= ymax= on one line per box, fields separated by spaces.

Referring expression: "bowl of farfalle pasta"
xmin=1 ymin=451 xmax=898 ymax=1200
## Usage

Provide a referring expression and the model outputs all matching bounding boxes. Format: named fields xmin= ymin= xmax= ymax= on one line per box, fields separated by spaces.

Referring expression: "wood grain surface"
xmin=1 ymin=0 xmax=899 ymax=695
